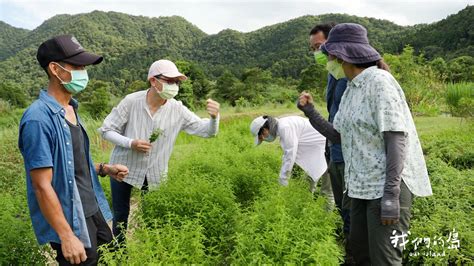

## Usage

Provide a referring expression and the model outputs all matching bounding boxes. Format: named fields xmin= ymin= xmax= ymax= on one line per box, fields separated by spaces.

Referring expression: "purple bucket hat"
xmin=320 ymin=23 xmax=381 ymax=64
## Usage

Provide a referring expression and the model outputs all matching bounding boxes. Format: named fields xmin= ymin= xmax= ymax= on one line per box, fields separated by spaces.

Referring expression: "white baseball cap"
xmin=147 ymin=59 xmax=187 ymax=81
xmin=250 ymin=116 xmax=268 ymax=146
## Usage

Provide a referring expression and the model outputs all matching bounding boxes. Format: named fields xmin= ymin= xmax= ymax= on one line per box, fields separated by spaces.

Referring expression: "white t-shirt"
xmin=276 ymin=116 xmax=327 ymax=185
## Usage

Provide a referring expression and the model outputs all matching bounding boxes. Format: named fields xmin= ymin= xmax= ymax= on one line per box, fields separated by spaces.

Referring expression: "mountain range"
xmin=0 ymin=6 xmax=472 ymax=98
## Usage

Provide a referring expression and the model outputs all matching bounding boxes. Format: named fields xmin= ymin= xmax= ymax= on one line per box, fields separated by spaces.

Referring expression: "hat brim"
xmin=321 ymin=42 xmax=381 ymax=64
xmin=160 ymin=71 xmax=188 ymax=81
xmin=254 ymin=135 xmax=262 ymax=146
xmin=62 ymin=51 xmax=103 ymax=66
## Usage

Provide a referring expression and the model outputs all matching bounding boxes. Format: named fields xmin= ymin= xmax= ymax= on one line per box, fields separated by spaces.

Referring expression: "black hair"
xmin=258 ymin=115 xmax=271 ymax=135
xmin=353 ymin=61 xmax=377 ymax=68
xmin=353 ymin=59 xmax=390 ymax=72
xmin=43 ymin=67 xmax=50 ymax=78
xmin=309 ymin=22 xmax=336 ymax=39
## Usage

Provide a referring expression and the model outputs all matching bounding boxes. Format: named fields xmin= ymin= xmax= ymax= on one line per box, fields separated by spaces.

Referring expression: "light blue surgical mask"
xmin=55 ymin=63 xmax=89 ymax=94
xmin=264 ymin=134 xmax=276 ymax=142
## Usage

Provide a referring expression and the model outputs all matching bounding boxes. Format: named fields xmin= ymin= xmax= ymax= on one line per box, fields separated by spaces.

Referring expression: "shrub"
xmin=235 ymin=96 xmax=250 ymax=112
xmin=99 ymin=217 xmax=208 ymax=264
xmin=231 ymin=180 xmax=343 ymax=265
xmin=141 ymin=177 xmax=240 ymax=263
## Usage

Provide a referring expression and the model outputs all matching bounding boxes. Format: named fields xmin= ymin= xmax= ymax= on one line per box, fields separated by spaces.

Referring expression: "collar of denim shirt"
xmin=39 ymin=89 xmax=79 ymax=114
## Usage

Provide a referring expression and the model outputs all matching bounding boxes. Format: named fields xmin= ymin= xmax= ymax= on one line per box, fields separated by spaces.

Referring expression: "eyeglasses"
xmin=154 ymin=75 xmax=181 ymax=86
xmin=310 ymin=44 xmax=322 ymax=52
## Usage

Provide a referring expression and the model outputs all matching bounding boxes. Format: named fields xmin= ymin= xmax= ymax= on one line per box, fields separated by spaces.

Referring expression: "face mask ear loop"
xmin=52 ymin=63 xmax=71 ymax=85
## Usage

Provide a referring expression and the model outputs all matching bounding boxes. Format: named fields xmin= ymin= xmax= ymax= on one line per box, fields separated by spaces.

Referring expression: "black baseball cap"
xmin=36 ymin=34 xmax=103 ymax=68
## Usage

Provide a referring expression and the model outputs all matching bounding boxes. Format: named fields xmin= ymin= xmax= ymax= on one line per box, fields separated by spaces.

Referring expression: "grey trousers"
xmin=349 ymin=181 xmax=413 ymax=266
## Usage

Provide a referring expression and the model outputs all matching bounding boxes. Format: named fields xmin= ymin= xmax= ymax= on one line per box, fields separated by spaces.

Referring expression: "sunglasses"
xmin=155 ymin=75 xmax=181 ymax=85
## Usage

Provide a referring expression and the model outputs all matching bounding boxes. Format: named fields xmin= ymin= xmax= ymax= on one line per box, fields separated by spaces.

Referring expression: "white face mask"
xmin=155 ymin=80 xmax=179 ymax=100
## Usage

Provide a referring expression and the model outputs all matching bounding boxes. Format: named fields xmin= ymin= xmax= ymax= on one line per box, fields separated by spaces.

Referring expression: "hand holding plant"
xmin=149 ymin=128 xmax=164 ymax=143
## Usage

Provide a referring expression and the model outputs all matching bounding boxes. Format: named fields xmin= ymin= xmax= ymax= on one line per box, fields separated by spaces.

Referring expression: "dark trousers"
xmin=328 ymin=161 xmax=352 ymax=260
xmin=50 ymin=211 xmax=112 ymax=265
xmin=350 ymin=181 xmax=413 ymax=266
xmin=328 ymin=161 xmax=351 ymax=233
xmin=110 ymin=177 xmax=148 ymax=244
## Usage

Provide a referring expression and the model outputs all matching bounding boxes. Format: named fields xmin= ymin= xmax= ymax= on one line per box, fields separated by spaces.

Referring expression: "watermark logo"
xmin=390 ymin=228 xmax=460 ymax=257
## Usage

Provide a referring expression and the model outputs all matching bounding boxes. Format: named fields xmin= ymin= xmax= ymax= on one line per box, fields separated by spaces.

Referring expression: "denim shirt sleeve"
xmin=19 ymin=120 xmax=54 ymax=172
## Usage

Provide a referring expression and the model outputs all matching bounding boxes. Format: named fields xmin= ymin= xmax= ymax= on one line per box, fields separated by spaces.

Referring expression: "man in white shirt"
xmin=250 ymin=115 xmax=328 ymax=194
xmin=99 ymin=59 xmax=220 ymax=244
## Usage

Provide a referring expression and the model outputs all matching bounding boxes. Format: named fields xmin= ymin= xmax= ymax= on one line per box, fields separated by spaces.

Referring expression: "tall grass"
xmin=445 ymin=82 xmax=474 ymax=118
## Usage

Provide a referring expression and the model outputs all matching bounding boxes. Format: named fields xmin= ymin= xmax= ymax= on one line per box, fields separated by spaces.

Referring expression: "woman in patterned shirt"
xmin=297 ymin=23 xmax=432 ymax=265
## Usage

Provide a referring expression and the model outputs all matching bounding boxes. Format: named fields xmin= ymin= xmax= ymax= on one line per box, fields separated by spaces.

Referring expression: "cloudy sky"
xmin=0 ymin=0 xmax=472 ymax=34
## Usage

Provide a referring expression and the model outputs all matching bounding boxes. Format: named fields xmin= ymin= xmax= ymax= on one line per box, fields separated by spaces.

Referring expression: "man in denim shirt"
xmin=19 ymin=35 xmax=128 ymax=265
xmin=309 ymin=23 xmax=351 ymax=261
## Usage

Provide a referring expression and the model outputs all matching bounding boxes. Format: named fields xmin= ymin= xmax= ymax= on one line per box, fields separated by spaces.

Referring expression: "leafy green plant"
xmin=149 ymin=128 xmax=164 ymax=143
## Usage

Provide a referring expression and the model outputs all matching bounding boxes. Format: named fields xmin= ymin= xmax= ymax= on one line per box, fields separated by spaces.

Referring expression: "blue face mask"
xmin=264 ymin=134 xmax=276 ymax=142
xmin=55 ymin=63 xmax=89 ymax=94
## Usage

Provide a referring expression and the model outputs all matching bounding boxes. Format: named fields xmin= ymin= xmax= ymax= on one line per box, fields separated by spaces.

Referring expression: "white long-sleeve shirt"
xmin=276 ymin=116 xmax=327 ymax=185
xmin=98 ymin=89 xmax=219 ymax=188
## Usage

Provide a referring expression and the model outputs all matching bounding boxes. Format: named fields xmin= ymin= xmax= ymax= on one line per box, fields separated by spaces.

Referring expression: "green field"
xmin=0 ymin=105 xmax=472 ymax=265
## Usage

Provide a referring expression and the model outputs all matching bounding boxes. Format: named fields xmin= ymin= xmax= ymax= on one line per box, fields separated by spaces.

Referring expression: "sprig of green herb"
xmin=149 ymin=128 xmax=164 ymax=143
